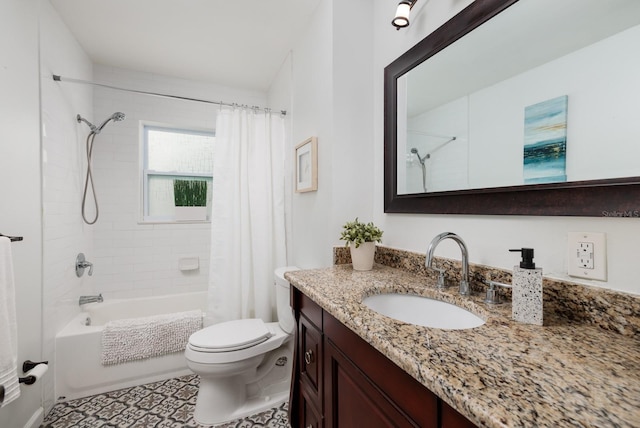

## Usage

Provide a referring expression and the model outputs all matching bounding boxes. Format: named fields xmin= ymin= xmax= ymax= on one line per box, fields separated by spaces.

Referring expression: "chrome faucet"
xmin=426 ymin=232 xmax=470 ymax=296
xmin=79 ymin=294 xmax=103 ymax=306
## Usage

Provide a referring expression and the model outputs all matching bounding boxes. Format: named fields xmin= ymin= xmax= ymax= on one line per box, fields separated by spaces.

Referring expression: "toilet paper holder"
xmin=19 ymin=360 xmax=48 ymax=385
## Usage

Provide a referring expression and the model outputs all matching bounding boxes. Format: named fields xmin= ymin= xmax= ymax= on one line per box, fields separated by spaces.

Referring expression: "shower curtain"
xmin=207 ymin=108 xmax=287 ymax=325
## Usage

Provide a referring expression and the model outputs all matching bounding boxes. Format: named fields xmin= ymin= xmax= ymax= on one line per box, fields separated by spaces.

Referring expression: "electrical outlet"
xmin=568 ymin=232 xmax=607 ymax=281
xmin=578 ymin=242 xmax=594 ymax=269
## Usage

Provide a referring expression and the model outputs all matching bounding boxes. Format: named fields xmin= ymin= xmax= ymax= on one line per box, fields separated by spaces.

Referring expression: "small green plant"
xmin=339 ymin=218 xmax=383 ymax=248
xmin=173 ymin=179 xmax=207 ymax=207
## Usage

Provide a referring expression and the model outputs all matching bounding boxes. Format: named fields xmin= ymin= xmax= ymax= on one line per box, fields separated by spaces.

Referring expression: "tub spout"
xmin=79 ymin=294 xmax=103 ymax=306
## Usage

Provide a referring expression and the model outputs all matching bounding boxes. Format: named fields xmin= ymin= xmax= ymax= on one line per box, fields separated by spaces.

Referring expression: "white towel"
xmin=101 ymin=310 xmax=203 ymax=365
xmin=0 ymin=237 xmax=20 ymax=407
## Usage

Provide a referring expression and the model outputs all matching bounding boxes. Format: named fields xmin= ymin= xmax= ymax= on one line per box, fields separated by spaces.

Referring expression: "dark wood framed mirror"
xmin=384 ymin=0 xmax=640 ymax=217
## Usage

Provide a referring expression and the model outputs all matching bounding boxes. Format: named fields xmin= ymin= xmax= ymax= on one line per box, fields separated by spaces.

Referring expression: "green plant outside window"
xmin=173 ymin=179 xmax=208 ymax=207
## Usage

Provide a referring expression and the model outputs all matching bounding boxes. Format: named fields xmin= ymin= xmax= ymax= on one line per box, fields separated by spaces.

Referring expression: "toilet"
xmin=185 ymin=267 xmax=298 ymax=425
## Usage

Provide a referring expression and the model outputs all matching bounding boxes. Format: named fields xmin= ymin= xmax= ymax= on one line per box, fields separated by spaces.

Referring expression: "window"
xmin=142 ymin=124 xmax=214 ymax=222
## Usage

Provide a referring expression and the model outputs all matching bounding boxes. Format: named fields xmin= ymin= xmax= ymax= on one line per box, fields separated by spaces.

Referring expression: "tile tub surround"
xmin=285 ymin=265 xmax=640 ymax=428
xmin=334 ymin=245 xmax=640 ymax=337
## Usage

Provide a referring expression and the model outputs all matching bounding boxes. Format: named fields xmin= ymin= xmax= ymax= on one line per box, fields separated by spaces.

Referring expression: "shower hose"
xmin=82 ymin=131 xmax=99 ymax=224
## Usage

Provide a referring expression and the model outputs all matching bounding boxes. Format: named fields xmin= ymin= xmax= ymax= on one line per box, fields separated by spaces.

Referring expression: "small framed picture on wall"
xmin=295 ymin=137 xmax=318 ymax=192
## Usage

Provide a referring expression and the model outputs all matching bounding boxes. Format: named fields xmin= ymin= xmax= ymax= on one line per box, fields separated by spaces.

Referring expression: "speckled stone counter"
xmin=285 ymin=264 xmax=640 ymax=428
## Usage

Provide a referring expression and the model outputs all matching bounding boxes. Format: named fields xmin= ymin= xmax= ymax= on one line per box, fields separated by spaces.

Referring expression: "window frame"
xmin=139 ymin=122 xmax=214 ymax=223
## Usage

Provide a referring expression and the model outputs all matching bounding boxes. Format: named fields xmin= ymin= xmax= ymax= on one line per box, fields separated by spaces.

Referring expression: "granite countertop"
xmin=286 ymin=264 xmax=640 ymax=428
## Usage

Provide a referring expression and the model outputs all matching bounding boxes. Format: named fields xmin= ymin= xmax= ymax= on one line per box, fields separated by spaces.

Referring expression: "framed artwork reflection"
xmin=295 ymin=137 xmax=318 ymax=192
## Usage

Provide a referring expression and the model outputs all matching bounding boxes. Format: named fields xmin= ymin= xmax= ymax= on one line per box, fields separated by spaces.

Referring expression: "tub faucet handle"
xmin=76 ymin=253 xmax=93 ymax=277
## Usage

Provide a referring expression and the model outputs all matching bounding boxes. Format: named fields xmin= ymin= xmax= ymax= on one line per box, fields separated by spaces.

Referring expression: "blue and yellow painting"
xmin=523 ymin=95 xmax=568 ymax=184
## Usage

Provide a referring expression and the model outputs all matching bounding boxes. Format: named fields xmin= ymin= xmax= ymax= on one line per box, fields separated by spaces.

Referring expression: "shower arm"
xmin=77 ymin=115 xmax=97 ymax=133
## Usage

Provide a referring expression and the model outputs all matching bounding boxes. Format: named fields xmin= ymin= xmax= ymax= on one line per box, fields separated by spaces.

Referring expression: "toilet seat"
xmin=186 ymin=321 xmax=290 ymax=365
xmin=188 ymin=319 xmax=272 ymax=353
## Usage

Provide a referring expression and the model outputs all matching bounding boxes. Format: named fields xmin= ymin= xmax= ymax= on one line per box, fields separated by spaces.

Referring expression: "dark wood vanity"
xmin=290 ymin=287 xmax=476 ymax=428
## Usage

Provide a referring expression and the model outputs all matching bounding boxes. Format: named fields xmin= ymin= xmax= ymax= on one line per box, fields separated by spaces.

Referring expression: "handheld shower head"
xmin=411 ymin=147 xmax=429 ymax=165
xmin=77 ymin=112 xmax=126 ymax=134
xmin=96 ymin=112 xmax=126 ymax=132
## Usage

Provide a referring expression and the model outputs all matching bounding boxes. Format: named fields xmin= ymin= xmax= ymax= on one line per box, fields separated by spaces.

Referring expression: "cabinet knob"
xmin=304 ymin=349 xmax=315 ymax=365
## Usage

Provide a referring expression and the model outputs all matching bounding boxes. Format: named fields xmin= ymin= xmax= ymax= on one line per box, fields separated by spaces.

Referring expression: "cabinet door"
xmin=324 ymin=313 xmax=438 ymax=428
xmin=324 ymin=339 xmax=419 ymax=428
xmin=299 ymin=387 xmax=323 ymax=428
xmin=300 ymin=314 xmax=323 ymax=403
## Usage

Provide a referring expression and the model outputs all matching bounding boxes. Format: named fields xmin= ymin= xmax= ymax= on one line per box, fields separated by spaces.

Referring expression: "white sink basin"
xmin=362 ymin=293 xmax=485 ymax=330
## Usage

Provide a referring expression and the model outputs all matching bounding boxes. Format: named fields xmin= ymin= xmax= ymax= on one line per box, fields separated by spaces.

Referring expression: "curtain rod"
xmin=52 ymin=74 xmax=287 ymax=116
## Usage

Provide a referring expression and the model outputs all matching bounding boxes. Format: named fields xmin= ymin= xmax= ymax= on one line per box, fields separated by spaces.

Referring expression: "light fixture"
xmin=392 ymin=0 xmax=417 ymax=30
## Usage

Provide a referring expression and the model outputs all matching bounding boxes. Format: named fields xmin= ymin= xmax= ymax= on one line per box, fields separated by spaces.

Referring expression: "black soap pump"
xmin=509 ymin=248 xmax=535 ymax=269
xmin=509 ymin=248 xmax=543 ymax=325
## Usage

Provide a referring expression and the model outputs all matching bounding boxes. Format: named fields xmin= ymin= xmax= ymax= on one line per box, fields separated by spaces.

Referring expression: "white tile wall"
xmin=91 ymin=65 xmax=267 ymax=298
xmin=40 ymin=0 xmax=94 ymax=412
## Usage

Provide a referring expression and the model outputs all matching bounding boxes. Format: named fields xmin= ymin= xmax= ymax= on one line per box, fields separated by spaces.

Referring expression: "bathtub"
xmin=55 ymin=291 xmax=207 ymax=401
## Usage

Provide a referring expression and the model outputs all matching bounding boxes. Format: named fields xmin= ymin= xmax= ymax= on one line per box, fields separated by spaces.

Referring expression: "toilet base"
xmin=190 ymin=341 xmax=293 ymax=425
xmin=194 ymin=387 xmax=289 ymax=425
xmin=193 ymin=373 xmax=290 ymax=425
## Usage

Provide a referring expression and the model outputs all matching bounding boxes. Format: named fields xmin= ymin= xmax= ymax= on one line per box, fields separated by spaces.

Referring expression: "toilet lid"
xmin=189 ymin=318 xmax=272 ymax=352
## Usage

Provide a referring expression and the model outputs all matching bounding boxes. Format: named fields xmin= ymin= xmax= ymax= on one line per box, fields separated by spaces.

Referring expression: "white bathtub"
xmin=55 ymin=291 xmax=207 ymax=401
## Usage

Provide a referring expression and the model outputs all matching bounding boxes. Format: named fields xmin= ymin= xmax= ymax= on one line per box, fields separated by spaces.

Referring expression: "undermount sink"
xmin=362 ymin=293 xmax=485 ymax=330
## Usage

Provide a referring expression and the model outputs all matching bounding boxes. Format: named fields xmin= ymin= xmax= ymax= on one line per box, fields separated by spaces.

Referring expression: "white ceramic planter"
xmin=350 ymin=242 xmax=376 ymax=271
xmin=175 ymin=206 xmax=207 ymax=222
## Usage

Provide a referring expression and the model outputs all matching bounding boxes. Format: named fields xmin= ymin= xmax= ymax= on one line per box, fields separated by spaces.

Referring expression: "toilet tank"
xmin=274 ymin=266 xmax=299 ymax=334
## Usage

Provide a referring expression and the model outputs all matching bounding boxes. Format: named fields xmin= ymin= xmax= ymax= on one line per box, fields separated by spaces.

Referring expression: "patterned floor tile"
xmin=41 ymin=375 xmax=290 ymax=428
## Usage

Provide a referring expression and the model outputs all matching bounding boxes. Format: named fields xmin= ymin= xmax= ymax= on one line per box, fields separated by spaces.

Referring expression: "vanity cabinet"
xmin=290 ymin=287 xmax=477 ymax=428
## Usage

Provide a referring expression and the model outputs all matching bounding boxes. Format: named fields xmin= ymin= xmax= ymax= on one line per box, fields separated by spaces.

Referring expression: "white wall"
xmin=372 ymin=1 xmax=639 ymax=295
xmin=331 ymin=0 xmax=375 ymax=250
xmin=288 ymin=0 xmax=334 ymax=268
xmin=39 ymin=0 xmax=95 ymax=413
xmin=267 ymin=53 xmax=294 ymax=265
xmin=279 ymin=0 xmax=374 ymax=268
xmin=90 ymin=65 xmax=267 ymax=298
xmin=0 ymin=0 xmax=44 ymax=426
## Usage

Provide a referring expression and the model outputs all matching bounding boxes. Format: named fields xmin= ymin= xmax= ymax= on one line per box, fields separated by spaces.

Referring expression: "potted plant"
xmin=173 ymin=179 xmax=208 ymax=221
xmin=339 ymin=218 xmax=383 ymax=271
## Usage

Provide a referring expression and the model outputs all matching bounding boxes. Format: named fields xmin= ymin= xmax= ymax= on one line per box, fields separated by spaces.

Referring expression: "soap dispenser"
xmin=509 ymin=248 xmax=543 ymax=326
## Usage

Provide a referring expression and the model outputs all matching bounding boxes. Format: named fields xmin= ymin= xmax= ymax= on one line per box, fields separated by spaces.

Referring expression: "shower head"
xmin=411 ymin=147 xmax=429 ymax=165
xmin=77 ymin=112 xmax=126 ymax=134
xmin=96 ymin=112 xmax=126 ymax=133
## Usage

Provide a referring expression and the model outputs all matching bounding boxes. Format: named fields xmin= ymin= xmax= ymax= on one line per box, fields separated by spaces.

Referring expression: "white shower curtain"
xmin=207 ymin=108 xmax=287 ymax=325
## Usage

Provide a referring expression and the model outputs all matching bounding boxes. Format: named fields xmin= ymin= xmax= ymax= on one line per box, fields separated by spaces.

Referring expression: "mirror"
xmin=384 ymin=0 xmax=640 ymax=217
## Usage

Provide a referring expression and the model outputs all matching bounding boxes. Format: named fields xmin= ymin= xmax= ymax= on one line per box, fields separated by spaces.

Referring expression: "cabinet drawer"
xmin=300 ymin=314 xmax=323 ymax=399
xmin=299 ymin=291 xmax=323 ymax=329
